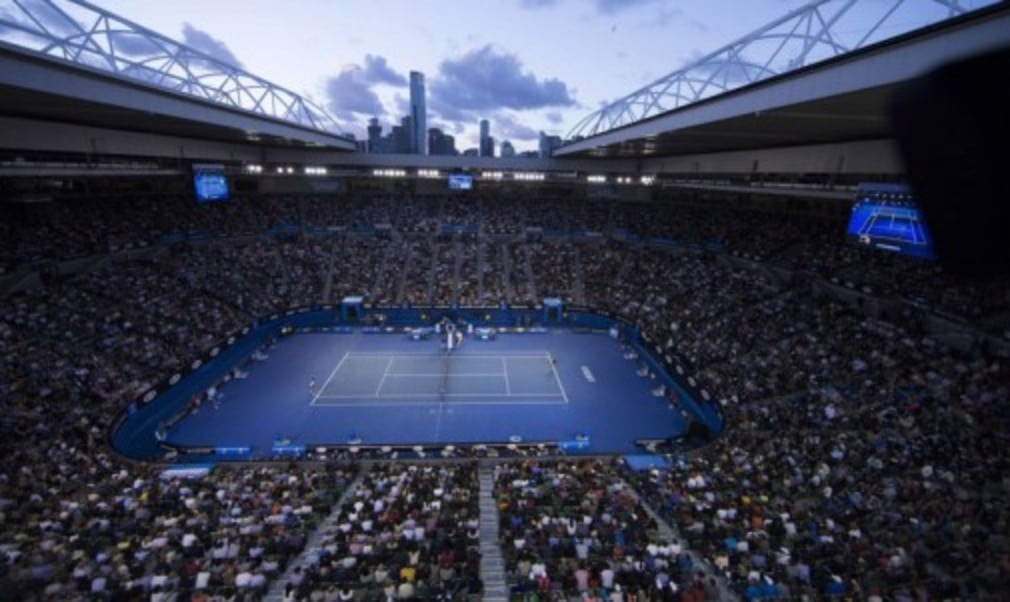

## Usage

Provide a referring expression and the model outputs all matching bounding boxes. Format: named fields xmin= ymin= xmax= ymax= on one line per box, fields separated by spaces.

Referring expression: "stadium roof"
xmin=0 ymin=0 xmax=353 ymax=149
xmin=558 ymin=0 xmax=1009 ymax=159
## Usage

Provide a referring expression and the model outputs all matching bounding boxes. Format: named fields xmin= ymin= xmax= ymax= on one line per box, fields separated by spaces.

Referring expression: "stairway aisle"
xmin=572 ymin=244 xmax=587 ymax=305
xmin=426 ymin=239 xmax=439 ymax=304
xmin=320 ymin=235 xmax=340 ymax=304
xmin=499 ymin=242 xmax=516 ymax=301
xmin=370 ymin=237 xmax=394 ymax=300
xmin=522 ymin=246 xmax=538 ymax=301
xmin=478 ymin=463 xmax=509 ymax=602
xmin=263 ymin=467 xmax=371 ymax=602
xmin=618 ymin=477 xmax=740 ymax=602
xmin=452 ymin=236 xmax=463 ymax=305
xmin=476 ymin=239 xmax=488 ymax=303
xmin=393 ymin=241 xmax=412 ymax=303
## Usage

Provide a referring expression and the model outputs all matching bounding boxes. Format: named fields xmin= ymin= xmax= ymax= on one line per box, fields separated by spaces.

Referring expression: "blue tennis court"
xmin=311 ymin=352 xmax=567 ymax=405
xmin=859 ymin=207 xmax=927 ymax=244
xmin=163 ymin=330 xmax=685 ymax=454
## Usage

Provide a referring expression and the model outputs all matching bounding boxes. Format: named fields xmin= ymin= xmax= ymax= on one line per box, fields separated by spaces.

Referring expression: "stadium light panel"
xmin=372 ymin=169 xmax=406 ymax=177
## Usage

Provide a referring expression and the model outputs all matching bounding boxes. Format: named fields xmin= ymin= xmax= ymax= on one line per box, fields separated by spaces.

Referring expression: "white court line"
xmin=312 ymin=351 xmax=563 ymax=404
xmin=547 ymin=351 xmax=570 ymax=404
xmin=383 ymin=373 xmax=509 ymax=378
xmin=861 ymin=211 xmax=923 ymax=245
xmin=310 ymin=351 xmax=349 ymax=406
xmin=316 ymin=392 xmax=564 ymax=398
xmin=346 ymin=351 xmax=551 ymax=357
xmin=373 ymin=357 xmax=395 ymax=397
xmin=502 ymin=356 xmax=512 ymax=396
xmin=312 ymin=398 xmax=567 ymax=407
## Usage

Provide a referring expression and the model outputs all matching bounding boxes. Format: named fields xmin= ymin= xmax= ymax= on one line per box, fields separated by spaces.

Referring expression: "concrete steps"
xmin=572 ymin=245 xmax=587 ymax=305
xmin=618 ymin=477 xmax=740 ymax=602
xmin=478 ymin=465 xmax=509 ymax=602
xmin=320 ymin=235 xmax=340 ymax=304
xmin=263 ymin=467 xmax=370 ymax=602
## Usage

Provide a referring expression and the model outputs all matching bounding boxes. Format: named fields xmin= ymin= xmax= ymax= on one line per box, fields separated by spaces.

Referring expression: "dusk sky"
xmin=91 ymin=0 xmax=993 ymax=151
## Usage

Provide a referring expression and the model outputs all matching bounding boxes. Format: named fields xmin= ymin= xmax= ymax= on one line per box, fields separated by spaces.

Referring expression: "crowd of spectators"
xmin=432 ymin=241 xmax=457 ymax=306
xmin=527 ymin=242 xmax=582 ymax=305
xmin=286 ymin=463 xmax=482 ymax=601
xmin=0 ymin=456 xmax=351 ymax=600
xmin=2 ymin=191 xmax=1009 ymax=599
xmin=334 ymin=238 xmax=389 ymax=305
xmin=504 ymin=243 xmax=537 ymax=305
xmin=482 ymin=241 xmax=511 ymax=306
xmin=5 ymin=192 xmax=1008 ymax=326
xmin=455 ymin=238 xmax=487 ymax=307
xmin=495 ymin=459 xmax=721 ymax=601
xmin=400 ymin=240 xmax=437 ymax=306
xmin=623 ymin=327 xmax=1010 ymax=598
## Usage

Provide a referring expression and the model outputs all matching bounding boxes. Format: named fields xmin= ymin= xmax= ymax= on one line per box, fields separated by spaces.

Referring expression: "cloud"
xmin=648 ymin=6 xmax=684 ymax=27
xmin=518 ymin=0 xmax=561 ymax=8
xmin=0 ymin=6 xmax=24 ymax=36
xmin=493 ymin=113 xmax=539 ymax=142
xmin=182 ymin=23 xmax=243 ymax=68
xmin=427 ymin=93 xmax=471 ymax=124
xmin=429 ymin=45 xmax=576 ymax=120
xmin=362 ymin=54 xmax=406 ymax=86
xmin=1 ymin=1 xmax=77 ymax=38
xmin=324 ymin=65 xmax=387 ymax=121
xmin=429 ymin=121 xmax=466 ymax=138
xmin=322 ymin=54 xmax=407 ymax=124
xmin=520 ymin=0 xmax=670 ymax=13
xmin=687 ymin=18 xmax=709 ymax=32
xmin=678 ymin=49 xmax=754 ymax=86
xmin=392 ymin=93 xmax=410 ymax=117
xmin=594 ymin=0 xmax=667 ymax=14
xmin=545 ymin=111 xmax=563 ymax=124
xmin=111 ymin=32 xmax=163 ymax=56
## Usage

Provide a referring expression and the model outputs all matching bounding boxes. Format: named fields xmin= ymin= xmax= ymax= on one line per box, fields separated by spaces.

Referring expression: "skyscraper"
xmin=410 ymin=71 xmax=426 ymax=155
xmin=500 ymin=140 xmax=515 ymax=158
xmin=539 ymin=131 xmax=562 ymax=158
xmin=367 ymin=118 xmax=382 ymax=153
xmin=479 ymin=119 xmax=492 ymax=157
xmin=393 ymin=115 xmax=413 ymax=154
xmin=428 ymin=128 xmax=457 ymax=156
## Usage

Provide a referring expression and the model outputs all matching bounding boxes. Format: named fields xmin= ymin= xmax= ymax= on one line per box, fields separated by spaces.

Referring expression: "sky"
xmin=87 ymin=0 xmax=994 ymax=152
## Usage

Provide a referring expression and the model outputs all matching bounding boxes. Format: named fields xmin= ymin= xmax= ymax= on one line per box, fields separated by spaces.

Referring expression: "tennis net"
xmin=439 ymin=350 xmax=450 ymax=401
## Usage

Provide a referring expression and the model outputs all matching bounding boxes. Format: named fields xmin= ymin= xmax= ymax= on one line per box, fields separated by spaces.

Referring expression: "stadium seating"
xmin=287 ymin=463 xmax=482 ymax=600
xmin=494 ymin=459 xmax=718 ymax=600
xmin=1 ymin=192 xmax=1008 ymax=600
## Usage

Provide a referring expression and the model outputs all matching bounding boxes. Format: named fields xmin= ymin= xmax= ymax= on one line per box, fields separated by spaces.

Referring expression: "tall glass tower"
xmin=479 ymin=119 xmax=491 ymax=157
xmin=409 ymin=71 xmax=427 ymax=155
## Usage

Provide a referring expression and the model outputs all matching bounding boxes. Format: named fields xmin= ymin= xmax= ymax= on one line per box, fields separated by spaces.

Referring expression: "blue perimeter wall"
xmin=111 ymin=304 xmax=724 ymax=460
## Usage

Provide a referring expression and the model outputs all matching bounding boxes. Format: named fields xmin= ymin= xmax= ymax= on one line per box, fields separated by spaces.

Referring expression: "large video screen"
xmin=846 ymin=183 xmax=935 ymax=259
xmin=448 ymin=173 xmax=473 ymax=191
xmin=192 ymin=164 xmax=229 ymax=202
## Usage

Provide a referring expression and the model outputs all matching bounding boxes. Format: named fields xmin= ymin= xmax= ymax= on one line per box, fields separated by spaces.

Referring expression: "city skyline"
xmin=365 ymin=108 xmax=545 ymax=158
xmin=90 ymin=0 xmax=990 ymax=152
